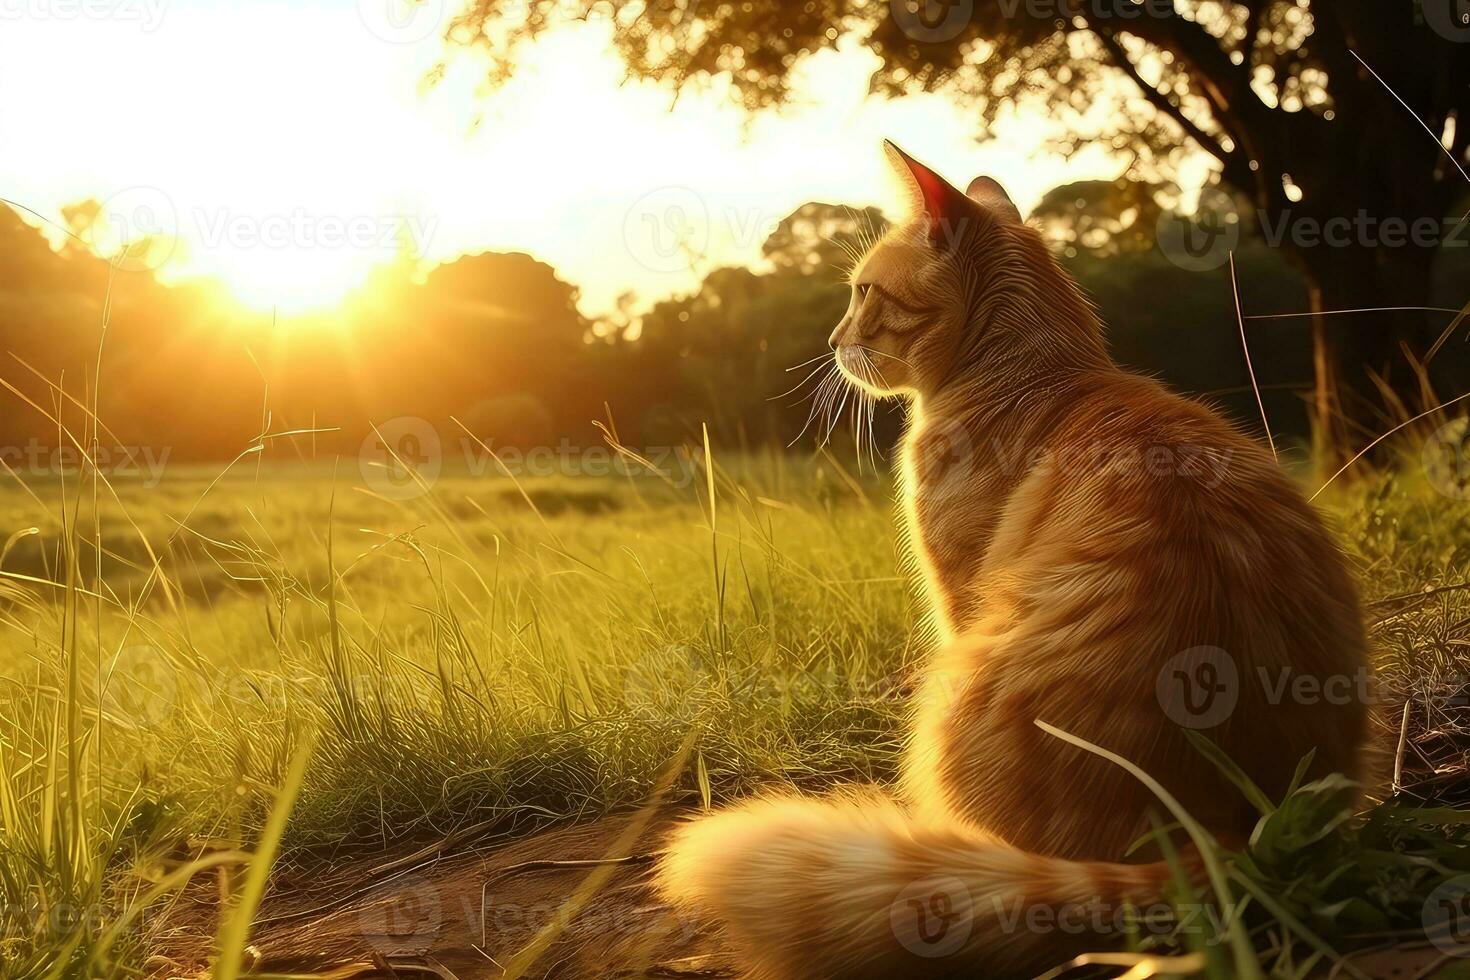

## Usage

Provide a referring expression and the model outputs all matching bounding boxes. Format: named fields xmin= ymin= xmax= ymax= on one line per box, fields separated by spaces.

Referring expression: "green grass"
xmin=0 ymin=434 xmax=1467 ymax=977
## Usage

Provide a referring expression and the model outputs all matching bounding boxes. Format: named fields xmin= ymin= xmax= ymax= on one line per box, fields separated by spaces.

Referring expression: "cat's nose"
xmin=828 ymin=316 xmax=850 ymax=350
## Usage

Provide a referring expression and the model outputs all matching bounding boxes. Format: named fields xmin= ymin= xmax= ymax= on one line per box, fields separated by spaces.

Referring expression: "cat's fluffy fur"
xmin=655 ymin=143 xmax=1368 ymax=979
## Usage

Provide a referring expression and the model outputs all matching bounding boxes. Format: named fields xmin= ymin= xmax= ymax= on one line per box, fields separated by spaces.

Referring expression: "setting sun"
xmin=2 ymin=0 xmax=1129 ymax=318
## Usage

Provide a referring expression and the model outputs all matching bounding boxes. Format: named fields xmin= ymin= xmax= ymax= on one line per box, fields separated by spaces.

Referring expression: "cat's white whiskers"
xmin=822 ymin=371 xmax=855 ymax=446
xmin=786 ymin=349 xmax=841 ymax=372
xmin=852 ymin=344 xmax=912 ymax=370
xmin=817 ymin=361 xmax=852 ymax=447
xmin=849 ymin=356 xmax=870 ymax=472
xmin=789 ymin=362 xmax=843 ymax=448
xmin=772 ymin=358 xmax=837 ymax=401
xmin=862 ymin=358 xmax=881 ymax=470
xmin=852 ymin=349 xmax=884 ymax=472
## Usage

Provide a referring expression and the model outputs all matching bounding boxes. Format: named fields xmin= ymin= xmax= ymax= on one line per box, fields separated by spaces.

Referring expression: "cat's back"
xmin=967 ymin=369 xmax=1368 ymax=846
xmin=987 ymin=366 xmax=1365 ymax=671
xmin=1043 ymin=367 xmax=1344 ymax=554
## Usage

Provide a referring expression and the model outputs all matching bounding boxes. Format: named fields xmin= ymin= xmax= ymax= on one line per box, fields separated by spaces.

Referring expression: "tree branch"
xmin=1093 ymin=4 xmax=1265 ymax=156
xmin=1092 ymin=28 xmax=1235 ymax=169
xmin=1242 ymin=0 xmax=1265 ymax=61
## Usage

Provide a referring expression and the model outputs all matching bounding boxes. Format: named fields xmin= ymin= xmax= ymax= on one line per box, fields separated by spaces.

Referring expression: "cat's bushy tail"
xmin=656 ymin=791 xmax=1185 ymax=980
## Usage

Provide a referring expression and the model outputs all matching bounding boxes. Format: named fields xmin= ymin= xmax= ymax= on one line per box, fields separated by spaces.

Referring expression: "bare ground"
xmin=142 ymin=807 xmax=1460 ymax=980
xmin=150 ymin=813 xmax=727 ymax=979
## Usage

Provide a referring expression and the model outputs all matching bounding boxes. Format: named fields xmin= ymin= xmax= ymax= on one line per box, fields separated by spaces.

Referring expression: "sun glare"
xmin=2 ymin=7 xmax=1131 ymax=322
xmin=209 ymin=254 xmax=373 ymax=315
xmin=84 ymin=187 xmax=433 ymax=315
xmin=179 ymin=220 xmax=423 ymax=315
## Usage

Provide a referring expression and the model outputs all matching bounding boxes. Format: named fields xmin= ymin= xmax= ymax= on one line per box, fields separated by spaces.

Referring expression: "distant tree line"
xmin=2 ymin=185 xmax=1462 ymax=471
xmin=452 ymin=0 xmax=1470 ymax=464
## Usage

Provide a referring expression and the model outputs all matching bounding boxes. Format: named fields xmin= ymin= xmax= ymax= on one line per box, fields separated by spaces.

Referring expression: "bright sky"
xmin=0 ymin=0 xmax=1156 ymax=316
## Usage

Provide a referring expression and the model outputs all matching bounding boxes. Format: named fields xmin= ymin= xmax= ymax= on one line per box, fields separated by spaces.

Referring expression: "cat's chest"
xmin=900 ymin=422 xmax=1015 ymax=627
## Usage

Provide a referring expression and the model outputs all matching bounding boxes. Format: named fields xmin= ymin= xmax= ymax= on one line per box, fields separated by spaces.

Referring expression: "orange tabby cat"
xmin=656 ymin=143 xmax=1368 ymax=979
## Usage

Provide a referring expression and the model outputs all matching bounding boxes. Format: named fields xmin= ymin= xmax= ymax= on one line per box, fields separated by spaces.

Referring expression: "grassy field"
xmin=0 ymin=434 xmax=1467 ymax=977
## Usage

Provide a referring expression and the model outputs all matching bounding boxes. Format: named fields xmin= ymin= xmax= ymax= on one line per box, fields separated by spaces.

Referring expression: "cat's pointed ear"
xmin=884 ymin=140 xmax=971 ymax=247
xmin=965 ymin=176 xmax=1021 ymax=223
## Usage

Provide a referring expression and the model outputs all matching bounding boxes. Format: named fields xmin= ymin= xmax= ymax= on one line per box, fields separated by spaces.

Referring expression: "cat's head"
xmin=829 ymin=142 xmax=1095 ymax=400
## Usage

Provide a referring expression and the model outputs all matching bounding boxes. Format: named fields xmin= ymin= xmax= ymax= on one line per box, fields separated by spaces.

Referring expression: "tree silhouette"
xmin=1031 ymin=177 xmax=1171 ymax=257
xmin=450 ymin=0 xmax=1470 ymax=460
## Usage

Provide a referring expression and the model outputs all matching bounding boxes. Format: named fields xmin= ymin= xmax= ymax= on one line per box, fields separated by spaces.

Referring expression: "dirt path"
xmin=156 ymin=814 xmax=725 ymax=979
xmin=150 ymin=813 xmax=1450 ymax=979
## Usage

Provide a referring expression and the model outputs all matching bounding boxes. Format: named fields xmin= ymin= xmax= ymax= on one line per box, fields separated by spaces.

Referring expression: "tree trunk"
xmin=1306 ymin=277 xmax=1342 ymax=479
xmin=1297 ymin=240 xmax=1442 ymax=477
